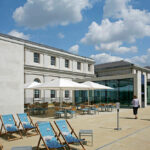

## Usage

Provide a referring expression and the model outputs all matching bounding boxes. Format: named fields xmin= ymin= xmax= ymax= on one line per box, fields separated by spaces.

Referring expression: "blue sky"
xmin=0 ymin=0 xmax=150 ymax=66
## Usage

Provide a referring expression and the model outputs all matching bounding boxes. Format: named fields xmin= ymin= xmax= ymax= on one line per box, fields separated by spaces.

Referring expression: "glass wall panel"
xmin=96 ymin=81 xmax=106 ymax=103
xmin=75 ymin=78 xmax=133 ymax=107
xmin=118 ymin=78 xmax=133 ymax=107
xmin=75 ymin=90 xmax=88 ymax=104
xmin=106 ymin=80 xmax=119 ymax=103
xmin=147 ymin=82 xmax=150 ymax=105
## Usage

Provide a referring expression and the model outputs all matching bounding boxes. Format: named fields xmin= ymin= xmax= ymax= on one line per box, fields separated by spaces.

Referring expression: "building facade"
xmin=0 ymin=33 xmax=95 ymax=114
xmin=76 ymin=61 xmax=150 ymax=108
xmin=24 ymin=41 xmax=95 ymax=104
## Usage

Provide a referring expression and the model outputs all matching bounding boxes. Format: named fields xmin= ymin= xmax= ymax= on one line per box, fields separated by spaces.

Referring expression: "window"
xmin=34 ymin=53 xmax=40 ymax=63
xmin=34 ymin=90 xmax=40 ymax=98
xmin=77 ymin=62 xmax=81 ymax=70
xmin=65 ymin=90 xmax=69 ymax=98
xmin=51 ymin=90 xmax=56 ymax=98
xmin=65 ymin=59 xmax=69 ymax=68
xmin=88 ymin=64 xmax=91 ymax=71
xmin=51 ymin=56 xmax=56 ymax=66
xmin=34 ymin=78 xmax=41 ymax=98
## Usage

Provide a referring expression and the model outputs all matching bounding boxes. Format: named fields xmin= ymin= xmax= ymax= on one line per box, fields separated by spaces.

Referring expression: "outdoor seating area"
xmin=1 ymin=107 xmax=150 ymax=150
xmin=24 ymin=102 xmax=48 ymax=115
xmin=24 ymin=102 xmax=117 ymax=120
xmin=24 ymin=102 xmax=116 ymax=120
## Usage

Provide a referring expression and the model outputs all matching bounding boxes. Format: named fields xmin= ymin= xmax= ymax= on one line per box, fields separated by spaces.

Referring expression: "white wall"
xmin=25 ymin=49 xmax=94 ymax=75
xmin=134 ymin=71 xmax=141 ymax=106
xmin=143 ymin=72 xmax=147 ymax=107
xmin=0 ymin=40 xmax=24 ymax=114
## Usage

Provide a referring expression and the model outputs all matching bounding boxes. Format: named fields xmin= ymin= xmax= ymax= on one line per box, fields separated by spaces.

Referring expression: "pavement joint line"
xmin=95 ymin=125 xmax=150 ymax=150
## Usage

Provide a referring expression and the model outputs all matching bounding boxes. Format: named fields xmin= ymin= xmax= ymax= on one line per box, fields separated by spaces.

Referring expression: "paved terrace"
xmin=1 ymin=107 xmax=150 ymax=150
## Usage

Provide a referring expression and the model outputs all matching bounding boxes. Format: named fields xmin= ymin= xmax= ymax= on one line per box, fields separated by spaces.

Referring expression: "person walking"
xmin=132 ymin=96 xmax=140 ymax=119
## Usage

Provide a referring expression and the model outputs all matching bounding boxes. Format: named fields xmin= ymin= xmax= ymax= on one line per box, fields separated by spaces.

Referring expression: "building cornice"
xmin=25 ymin=45 xmax=94 ymax=63
xmin=0 ymin=33 xmax=94 ymax=63
xmin=76 ymin=74 xmax=136 ymax=82
xmin=24 ymin=65 xmax=94 ymax=77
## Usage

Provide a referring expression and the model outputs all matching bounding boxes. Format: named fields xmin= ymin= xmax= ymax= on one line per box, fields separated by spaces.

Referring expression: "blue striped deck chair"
xmin=54 ymin=120 xmax=85 ymax=150
xmin=36 ymin=122 xmax=66 ymax=150
xmin=17 ymin=113 xmax=38 ymax=137
xmin=0 ymin=114 xmax=22 ymax=141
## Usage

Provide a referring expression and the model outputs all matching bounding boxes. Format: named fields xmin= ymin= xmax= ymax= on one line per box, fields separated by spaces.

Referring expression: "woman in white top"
xmin=132 ymin=95 xmax=139 ymax=119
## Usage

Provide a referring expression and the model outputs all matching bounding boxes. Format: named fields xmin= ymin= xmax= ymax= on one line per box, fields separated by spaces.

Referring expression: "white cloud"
xmin=90 ymin=53 xmax=123 ymax=64
xmin=69 ymin=44 xmax=79 ymax=54
xmin=58 ymin=33 xmax=64 ymax=39
xmin=95 ymin=41 xmax=137 ymax=53
xmin=81 ymin=0 xmax=150 ymax=54
xmin=103 ymin=0 xmax=130 ymax=18
xmin=147 ymin=48 xmax=150 ymax=53
xmin=13 ymin=0 xmax=91 ymax=29
xmin=8 ymin=30 xmax=30 ymax=40
xmin=91 ymin=48 xmax=150 ymax=66
xmin=126 ymin=49 xmax=150 ymax=66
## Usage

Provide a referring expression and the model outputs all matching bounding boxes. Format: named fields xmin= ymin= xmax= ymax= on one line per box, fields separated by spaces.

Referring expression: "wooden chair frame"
xmin=17 ymin=112 xmax=38 ymax=137
xmin=0 ymin=115 xmax=22 ymax=141
xmin=54 ymin=120 xmax=85 ymax=150
xmin=36 ymin=122 xmax=66 ymax=150
xmin=0 ymin=144 xmax=3 ymax=150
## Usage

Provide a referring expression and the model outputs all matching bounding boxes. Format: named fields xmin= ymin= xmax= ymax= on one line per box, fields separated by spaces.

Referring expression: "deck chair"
xmin=36 ymin=121 xmax=66 ymax=150
xmin=54 ymin=120 xmax=85 ymax=150
xmin=17 ymin=113 xmax=38 ymax=137
xmin=0 ymin=144 xmax=3 ymax=150
xmin=0 ymin=114 xmax=22 ymax=141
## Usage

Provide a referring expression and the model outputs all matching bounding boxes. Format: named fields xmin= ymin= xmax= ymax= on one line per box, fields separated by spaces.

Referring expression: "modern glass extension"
xmin=75 ymin=78 xmax=134 ymax=107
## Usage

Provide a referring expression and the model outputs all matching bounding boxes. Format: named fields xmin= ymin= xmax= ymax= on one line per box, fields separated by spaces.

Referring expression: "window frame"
xmin=77 ymin=62 xmax=81 ymax=70
xmin=65 ymin=59 xmax=69 ymax=68
xmin=88 ymin=64 xmax=91 ymax=72
xmin=51 ymin=56 xmax=56 ymax=66
xmin=51 ymin=90 xmax=56 ymax=98
xmin=65 ymin=90 xmax=70 ymax=98
xmin=34 ymin=52 xmax=40 ymax=63
xmin=34 ymin=78 xmax=41 ymax=99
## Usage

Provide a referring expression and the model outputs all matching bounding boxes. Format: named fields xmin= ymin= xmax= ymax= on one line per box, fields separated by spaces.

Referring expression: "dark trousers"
xmin=133 ymin=107 xmax=138 ymax=115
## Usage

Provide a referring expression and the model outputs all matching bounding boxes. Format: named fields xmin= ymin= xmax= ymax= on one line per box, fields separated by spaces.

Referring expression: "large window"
xmin=75 ymin=78 xmax=134 ymax=107
xmin=65 ymin=90 xmax=69 ymax=98
xmin=51 ymin=56 xmax=56 ymax=66
xmin=34 ymin=78 xmax=41 ymax=98
xmin=77 ymin=62 xmax=81 ymax=70
xmin=65 ymin=59 xmax=69 ymax=68
xmin=51 ymin=90 xmax=56 ymax=98
xmin=34 ymin=53 xmax=40 ymax=63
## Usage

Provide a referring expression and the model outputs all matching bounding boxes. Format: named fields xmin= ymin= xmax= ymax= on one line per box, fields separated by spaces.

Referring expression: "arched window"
xmin=34 ymin=78 xmax=41 ymax=98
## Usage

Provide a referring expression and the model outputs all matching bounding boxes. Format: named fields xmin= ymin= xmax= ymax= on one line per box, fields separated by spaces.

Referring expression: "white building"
xmin=0 ymin=33 xmax=95 ymax=114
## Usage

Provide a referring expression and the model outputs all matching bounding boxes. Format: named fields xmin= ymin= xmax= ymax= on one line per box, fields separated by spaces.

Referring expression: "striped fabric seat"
xmin=17 ymin=113 xmax=35 ymax=129
xmin=0 ymin=114 xmax=22 ymax=141
xmin=36 ymin=122 xmax=66 ymax=150
xmin=17 ymin=113 xmax=37 ymax=137
xmin=54 ymin=120 xmax=85 ymax=150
